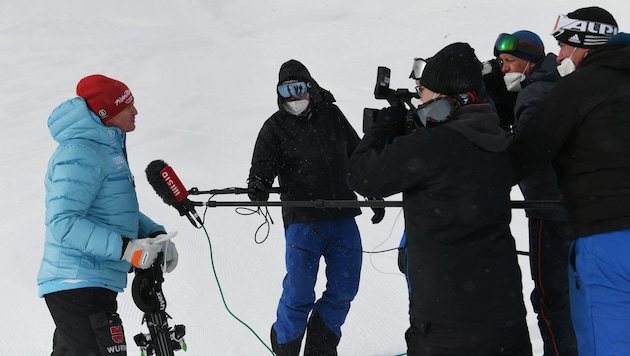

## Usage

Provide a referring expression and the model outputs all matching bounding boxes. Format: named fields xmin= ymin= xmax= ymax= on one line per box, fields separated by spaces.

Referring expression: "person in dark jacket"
xmin=39 ymin=74 xmax=178 ymax=355
xmin=247 ymin=59 xmax=384 ymax=356
xmin=348 ymin=42 xmax=531 ymax=356
xmin=510 ymin=7 xmax=630 ymax=355
xmin=487 ymin=30 xmax=577 ymax=356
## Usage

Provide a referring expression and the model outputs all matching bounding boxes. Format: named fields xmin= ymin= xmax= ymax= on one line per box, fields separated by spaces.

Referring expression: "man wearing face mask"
xmin=509 ymin=7 xmax=630 ymax=356
xmin=494 ymin=30 xmax=577 ymax=356
xmin=490 ymin=30 xmax=578 ymax=356
xmin=553 ymin=7 xmax=618 ymax=77
xmin=247 ymin=59 xmax=384 ymax=356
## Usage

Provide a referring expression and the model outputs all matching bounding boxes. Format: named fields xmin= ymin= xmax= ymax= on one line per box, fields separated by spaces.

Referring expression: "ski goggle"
xmin=277 ymin=81 xmax=309 ymax=99
xmin=551 ymin=14 xmax=618 ymax=38
xmin=493 ymin=33 xmax=544 ymax=58
xmin=409 ymin=57 xmax=427 ymax=80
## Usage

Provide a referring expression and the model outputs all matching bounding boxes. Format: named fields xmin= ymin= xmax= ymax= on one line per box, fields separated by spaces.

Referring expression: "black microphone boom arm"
xmin=188 ymin=187 xmax=284 ymax=195
xmin=190 ymin=199 xmax=563 ymax=209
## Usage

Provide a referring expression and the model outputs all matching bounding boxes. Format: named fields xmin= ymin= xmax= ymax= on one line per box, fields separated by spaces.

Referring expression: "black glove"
xmin=481 ymin=58 xmax=501 ymax=76
xmin=374 ymin=106 xmax=409 ymax=135
xmin=247 ymin=177 xmax=270 ymax=201
xmin=481 ymin=58 xmax=517 ymax=131
xmin=367 ymin=197 xmax=385 ymax=224
xmin=482 ymin=59 xmax=507 ymax=98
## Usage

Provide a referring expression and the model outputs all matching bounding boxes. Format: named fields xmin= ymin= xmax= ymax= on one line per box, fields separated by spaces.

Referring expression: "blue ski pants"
xmin=569 ymin=229 xmax=630 ymax=355
xmin=273 ymin=217 xmax=362 ymax=344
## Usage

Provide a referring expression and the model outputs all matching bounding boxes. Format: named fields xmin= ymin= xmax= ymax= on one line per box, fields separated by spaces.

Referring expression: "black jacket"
xmin=510 ymin=42 xmax=630 ymax=238
xmin=249 ymin=60 xmax=361 ymax=227
xmin=511 ymin=54 xmax=568 ymax=221
xmin=347 ymin=104 xmax=527 ymax=329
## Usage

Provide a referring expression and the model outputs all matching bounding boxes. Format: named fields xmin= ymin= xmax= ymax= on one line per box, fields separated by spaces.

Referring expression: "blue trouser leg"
xmin=273 ymin=218 xmax=361 ymax=344
xmin=398 ymin=232 xmax=411 ymax=295
xmin=312 ymin=218 xmax=362 ymax=339
xmin=569 ymin=230 xmax=630 ymax=355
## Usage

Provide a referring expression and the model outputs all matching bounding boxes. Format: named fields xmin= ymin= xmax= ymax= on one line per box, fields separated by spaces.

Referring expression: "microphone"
xmin=145 ymin=160 xmax=203 ymax=227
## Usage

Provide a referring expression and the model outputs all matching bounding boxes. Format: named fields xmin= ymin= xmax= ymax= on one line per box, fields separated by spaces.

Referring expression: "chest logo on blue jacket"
xmin=112 ymin=155 xmax=125 ymax=168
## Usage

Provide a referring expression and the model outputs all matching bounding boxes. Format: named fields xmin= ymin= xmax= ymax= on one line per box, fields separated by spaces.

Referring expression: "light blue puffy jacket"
xmin=38 ymin=97 xmax=164 ymax=297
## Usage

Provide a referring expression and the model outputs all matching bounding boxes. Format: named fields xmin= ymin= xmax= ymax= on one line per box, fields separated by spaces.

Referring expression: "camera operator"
xmin=396 ymin=57 xmax=501 ymax=283
xmin=347 ymin=42 xmax=531 ymax=355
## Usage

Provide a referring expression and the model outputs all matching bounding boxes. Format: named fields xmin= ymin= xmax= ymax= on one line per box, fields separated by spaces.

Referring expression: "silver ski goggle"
xmin=278 ymin=81 xmax=310 ymax=99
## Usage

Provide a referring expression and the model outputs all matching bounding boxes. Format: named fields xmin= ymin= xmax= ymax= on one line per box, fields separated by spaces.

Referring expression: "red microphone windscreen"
xmin=159 ymin=165 xmax=189 ymax=202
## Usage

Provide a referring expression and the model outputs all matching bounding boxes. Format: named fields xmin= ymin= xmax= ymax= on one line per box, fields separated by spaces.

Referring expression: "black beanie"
xmin=420 ymin=42 xmax=482 ymax=95
xmin=553 ymin=7 xmax=618 ymax=48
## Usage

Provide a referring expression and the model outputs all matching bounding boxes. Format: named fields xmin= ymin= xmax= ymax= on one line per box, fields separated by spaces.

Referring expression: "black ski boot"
xmin=304 ymin=312 xmax=339 ymax=356
xmin=271 ymin=325 xmax=303 ymax=356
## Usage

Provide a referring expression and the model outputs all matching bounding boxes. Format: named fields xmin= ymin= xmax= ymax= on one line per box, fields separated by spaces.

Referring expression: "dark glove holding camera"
xmin=482 ymin=58 xmax=508 ymax=97
xmin=482 ymin=58 xmax=501 ymax=76
xmin=482 ymin=58 xmax=517 ymax=131
xmin=374 ymin=106 xmax=409 ymax=136
xmin=247 ymin=176 xmax=271 ymax=202
xmin=367 ymin=197 xmax=385 ymax=224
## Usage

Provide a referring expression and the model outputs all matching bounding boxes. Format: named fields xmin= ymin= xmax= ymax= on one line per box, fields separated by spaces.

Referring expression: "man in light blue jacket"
xmin=38 ymin=74 xmax=178 ymax=355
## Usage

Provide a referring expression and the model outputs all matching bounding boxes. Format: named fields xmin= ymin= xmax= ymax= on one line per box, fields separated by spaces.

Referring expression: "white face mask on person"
xmin=557 ymin=47 xmax=578 ymax=77
xmin=557 ymin=58 xmax=577 ymax=77
xmin=503 ymin=72 xmax=526 ymax=92
xmin=503 ymin=62 xmax=530 ymax=92
xmin=283 ymin=99 xmax=310 ymax=116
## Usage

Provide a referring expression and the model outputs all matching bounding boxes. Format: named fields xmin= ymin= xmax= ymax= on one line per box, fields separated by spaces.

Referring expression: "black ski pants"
xmin=45 ymin=287 xmax=127 ymax=356
xmin=528 ymin=218 xmax=578 ymax=356
xmin=405 ymin=319 xmax=532 ymax=355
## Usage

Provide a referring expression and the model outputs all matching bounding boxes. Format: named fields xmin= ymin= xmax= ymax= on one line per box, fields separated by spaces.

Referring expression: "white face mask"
xmin=557 ymin=47 xmax=578 ymax=77
xmin=503 ymin=72 xmax=526 ymax=92
xmin=557 ymin=57 xmax=577 ymax=77
xmin=283 ymin=99 xmax=310 ymax=116
xmin=503 ymin=62 xmax=530 ymax=92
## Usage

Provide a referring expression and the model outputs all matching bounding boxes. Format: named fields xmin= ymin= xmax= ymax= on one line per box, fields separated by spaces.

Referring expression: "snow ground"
xmin=1 ymin=0 xmax=627 ymax=354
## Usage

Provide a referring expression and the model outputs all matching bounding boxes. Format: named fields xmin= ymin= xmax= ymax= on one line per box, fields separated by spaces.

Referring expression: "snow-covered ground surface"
xmin=1 ymin=0 xmax=626 ymax=354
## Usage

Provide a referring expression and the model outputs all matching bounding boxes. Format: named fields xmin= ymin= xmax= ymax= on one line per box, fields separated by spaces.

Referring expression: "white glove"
xmin=154 ymin=232 xmax=179 ymax=273
xmin=122 ymin=238 xmax=163 ymax=269
xmin=163 ymin=240 xmax=178 ymax=273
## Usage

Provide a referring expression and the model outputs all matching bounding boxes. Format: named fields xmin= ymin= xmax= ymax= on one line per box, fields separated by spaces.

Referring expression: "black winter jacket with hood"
xmin=511 ymin=41 xmax=630 ymax=238
xmin=511 ymin=53 xmax=568 ymax=221
xmin=347 ymin=104 xmax=527 ymax=329
xmin=249 ymin=60 xmax=361 ymax=228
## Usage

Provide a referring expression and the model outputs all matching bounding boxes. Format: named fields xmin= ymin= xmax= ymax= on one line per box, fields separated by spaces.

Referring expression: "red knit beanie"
xmin=76 ymin=74 xmax=134 ymax=122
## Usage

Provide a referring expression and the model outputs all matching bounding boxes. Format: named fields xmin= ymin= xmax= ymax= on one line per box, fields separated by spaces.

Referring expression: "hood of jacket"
xmin=48 ymin=97 xmax=123 ymax=150
xmin=276 ymin=59 xmax=331 ymax=114
xmin=580 ymin=40 xmax=630 ymax=74
xmin=522 ymin=53 xmax=560 ymax=88
xmin=443 ymin=104 xmax=508 ymax=152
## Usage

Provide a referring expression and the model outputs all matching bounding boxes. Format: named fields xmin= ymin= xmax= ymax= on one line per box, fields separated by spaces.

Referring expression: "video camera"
xmin=362 ymin=66 xmax=419 ymax=133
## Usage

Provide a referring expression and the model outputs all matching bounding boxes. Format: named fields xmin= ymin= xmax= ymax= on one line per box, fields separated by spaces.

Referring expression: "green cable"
xmin=201 ymin=213 xmax=406 ymax=356
xmin=202 ymin=225 xmax=275 ymax=355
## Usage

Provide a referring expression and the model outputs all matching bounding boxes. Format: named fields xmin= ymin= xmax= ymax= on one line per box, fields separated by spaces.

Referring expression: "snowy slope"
xmin=1 ymin=0 xmax=627 ymax=354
